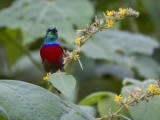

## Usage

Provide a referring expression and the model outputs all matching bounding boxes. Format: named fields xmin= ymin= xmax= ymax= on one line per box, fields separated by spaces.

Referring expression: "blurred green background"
xmin=0 ymin=0 xmax=160 ymax=103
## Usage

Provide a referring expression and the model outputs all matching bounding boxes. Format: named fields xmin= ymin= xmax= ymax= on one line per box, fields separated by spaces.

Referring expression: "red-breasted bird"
xmin=40 ymin=28 xmax=64 ymax=74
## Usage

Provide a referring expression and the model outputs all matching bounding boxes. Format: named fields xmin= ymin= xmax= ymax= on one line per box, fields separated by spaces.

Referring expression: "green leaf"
xmin=0 ymin=80 xmax=95 ymax=120
xmin=50 ymin=72 xmax=76 ymax=98
xmin=0 ymin=0 xmax=94 ymax=44
xmin=0 ymin=28 xmax=23 ymax=67
xmin=81 ymin=30 xmax=159 ymax=60
xmin=121 ymin=79 xmax=160 ymax=120
xmin=79 ymin=92 xmax=112 ymax=105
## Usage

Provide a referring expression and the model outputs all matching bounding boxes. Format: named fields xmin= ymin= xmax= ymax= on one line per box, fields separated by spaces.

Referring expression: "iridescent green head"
xmin=44 ymin=28 xmax=59 ymax=45
xmin=45 ymin=28 xmax=58 ymax=39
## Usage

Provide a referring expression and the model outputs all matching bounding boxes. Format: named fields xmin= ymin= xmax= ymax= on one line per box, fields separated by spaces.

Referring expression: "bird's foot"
xmin=43 ymin=72 xmax=51 ymax=81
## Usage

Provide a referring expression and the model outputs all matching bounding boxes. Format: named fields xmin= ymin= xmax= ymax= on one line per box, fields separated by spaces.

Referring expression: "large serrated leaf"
xmin=121 ymin=79 xmax=160 ymax=120
xmin=50 ymin=72 xmax=76 ymax=98
xmin=0 ymin=80 xmax=95 ymax=120
xmin=0 ymin=0 xmax=94 ymax=44
xmin=81 ymin=30 xmax=159 ymax=60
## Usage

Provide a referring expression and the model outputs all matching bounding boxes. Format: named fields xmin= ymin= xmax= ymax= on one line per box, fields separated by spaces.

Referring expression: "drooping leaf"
xmin=50 ymin=72 xmax=76 ymax=98
xmin=0 ymin=0 xmax=94 ymax=44
xmin=121 ymin=79 xmax=160 ymax=120
xmin=0 ymin=80 xmax=95 ymax=120
xmin=81 ymin=30 xmax=159 ymax=61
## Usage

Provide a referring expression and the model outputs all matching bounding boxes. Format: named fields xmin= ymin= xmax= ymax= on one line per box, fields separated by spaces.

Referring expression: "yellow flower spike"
xmin=43 ymin=72 xmax=51 ymax=81
xmin=106 ymin=10 xmax=114 ymax=16
xmin=75 ymin=37 xmax=81 ymax=46
xmin=148 ymin=84 xmax=156 ymax=94
xmin=74 ymin=54 xmax=79 ymax=61
xmin=114 ymin=94 xmax=123 ymax=103
xmin=119 ymin=8 xmax=127 ymax=15
xmin=106 ymin=19 xmax=114 ymax=27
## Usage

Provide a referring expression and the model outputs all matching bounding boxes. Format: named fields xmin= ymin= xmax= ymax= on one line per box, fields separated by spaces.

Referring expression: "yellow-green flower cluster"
xmin=148 ymin=84 xmax=160 ymax=95
xmin=114 ymin=83 xmax=160 ymax=111
xmin=114 ymin=94 xmax=129 ymax=109
xmin=75 ymin=37 xmax=81 ymax=46
xmin=63 ymin=8 xmax=139 ymax=67
xmin=104 ymin=8 xmax=136 ymax=28
xmin=119 ymin=8 xmax=127 ymax=15
xmin=106 ymin=10 xmax=115 ymax=17
xmin=69 ymin=52 xmax=80 ymax=61
xmin=106 ymin=19 xmax=114 ymax=27
xmin=114 ymin=94 xmax=123 ymax=102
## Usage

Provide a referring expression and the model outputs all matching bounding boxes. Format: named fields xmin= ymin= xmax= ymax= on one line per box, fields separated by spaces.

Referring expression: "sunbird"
xmin=40 ymin=28 xmax=64 ymax=74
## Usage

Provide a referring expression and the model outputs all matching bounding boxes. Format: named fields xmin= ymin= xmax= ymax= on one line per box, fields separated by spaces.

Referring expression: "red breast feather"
xmin=40 ymin=44 xmax=64 ymax=73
